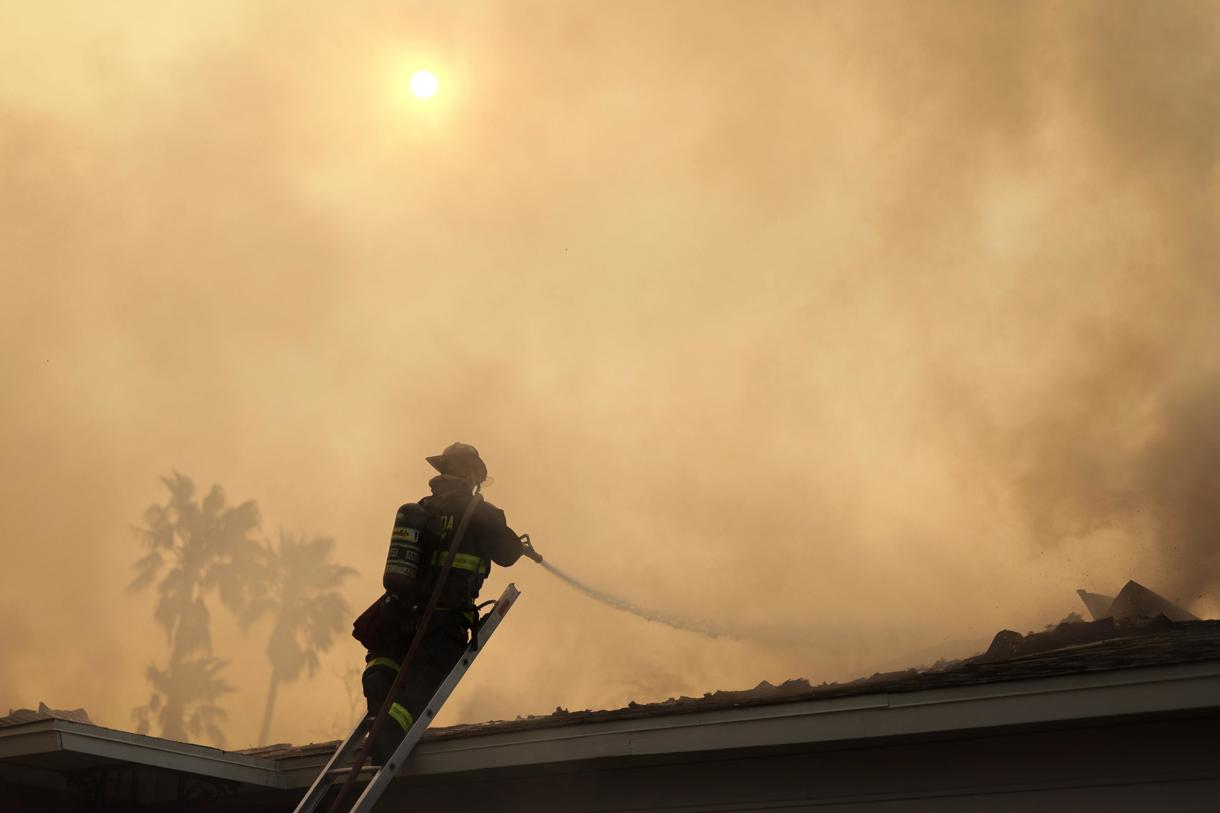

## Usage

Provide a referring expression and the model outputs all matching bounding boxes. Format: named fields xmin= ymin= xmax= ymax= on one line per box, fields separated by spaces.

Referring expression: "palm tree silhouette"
xmin=129 ymin=471 xmax=262 ymax=745
xmin=246 ymin=532 xmax=356 ymax=746
xmin=132 ymin=655 xmax=235 ymax=744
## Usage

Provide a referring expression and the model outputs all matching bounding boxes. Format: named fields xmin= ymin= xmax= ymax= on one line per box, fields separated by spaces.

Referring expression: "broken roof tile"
xmin=0 ymin=702 xmax=92 ymax=728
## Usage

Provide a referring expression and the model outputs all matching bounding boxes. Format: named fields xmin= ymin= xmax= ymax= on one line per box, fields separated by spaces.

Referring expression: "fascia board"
xmin=0 ymin=720 xmax=282 ymax=789
xmin=0 ymin=723 xmax=62 ymax=760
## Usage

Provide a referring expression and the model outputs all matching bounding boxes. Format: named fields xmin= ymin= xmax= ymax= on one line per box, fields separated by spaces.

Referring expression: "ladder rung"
xmin=326 ymin=764 xmax=380 ymax=777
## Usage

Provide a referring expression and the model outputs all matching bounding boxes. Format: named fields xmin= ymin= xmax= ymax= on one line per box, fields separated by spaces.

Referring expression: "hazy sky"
xmin=2 ymin=1 xmax=1218 ymax=749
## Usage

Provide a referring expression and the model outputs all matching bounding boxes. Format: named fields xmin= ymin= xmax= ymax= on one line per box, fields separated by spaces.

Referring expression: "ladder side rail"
xmin=348 ymin=582 xmax=520 ymax=813
xmin=292 ymin=717 xmax=372 ymax=813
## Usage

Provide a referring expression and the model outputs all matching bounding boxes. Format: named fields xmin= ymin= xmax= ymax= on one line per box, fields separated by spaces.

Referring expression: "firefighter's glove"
xmin=520 ymin=534 xmax=543 ymax=563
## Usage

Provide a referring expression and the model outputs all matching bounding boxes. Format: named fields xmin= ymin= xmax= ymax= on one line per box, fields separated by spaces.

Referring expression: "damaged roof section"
xmin=0 ymin=702 xmax=92 ymax=728
xmin=1076 ymin=579 xmax=1199 ymax=622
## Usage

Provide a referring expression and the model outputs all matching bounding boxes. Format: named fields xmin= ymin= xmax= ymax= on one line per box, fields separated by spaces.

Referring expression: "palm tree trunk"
xmin=161 ymin=699 xmax=186 ymax=742
xmin=161 ymin=651 xmax=187 ymax=742
xmin=257 ymin=670 xmax=280 ymax=746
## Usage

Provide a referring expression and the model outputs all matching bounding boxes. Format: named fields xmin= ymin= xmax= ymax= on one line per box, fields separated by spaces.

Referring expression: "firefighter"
xmin=352 ymin=442 xmax=540 ymax=763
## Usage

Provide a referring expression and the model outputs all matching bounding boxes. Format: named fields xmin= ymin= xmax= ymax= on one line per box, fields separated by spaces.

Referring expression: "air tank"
xmin=384 ymin=503 xmax=429 ymax=597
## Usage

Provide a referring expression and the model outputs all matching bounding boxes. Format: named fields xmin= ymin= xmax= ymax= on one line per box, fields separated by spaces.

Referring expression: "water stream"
xmin=538 ymin=559 xmax=730 ymax=640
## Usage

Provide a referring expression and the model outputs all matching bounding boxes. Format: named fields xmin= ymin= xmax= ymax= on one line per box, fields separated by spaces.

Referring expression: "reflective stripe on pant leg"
xmin=364 ymin=657 xmax=400 ymax=673
xmin=387 ymin=702 xmax=414 ymax=732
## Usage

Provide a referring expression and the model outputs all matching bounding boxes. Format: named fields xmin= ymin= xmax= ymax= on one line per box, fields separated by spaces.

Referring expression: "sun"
xmin=410 ymin=70 xmax=439 ymax=99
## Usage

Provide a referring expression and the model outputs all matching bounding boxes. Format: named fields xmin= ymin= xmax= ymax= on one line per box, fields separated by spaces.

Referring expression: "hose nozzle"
xmin=519 ymin=533 xmax=543 ymax=563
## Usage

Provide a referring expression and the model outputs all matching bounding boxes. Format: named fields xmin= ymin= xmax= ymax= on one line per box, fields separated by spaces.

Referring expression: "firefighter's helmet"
xmin=426 ymin=442 xmax=489 ymax=484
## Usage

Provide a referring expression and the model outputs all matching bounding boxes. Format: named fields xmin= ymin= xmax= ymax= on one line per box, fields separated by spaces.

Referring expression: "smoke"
xmin=952 ymin=3 xmax=1220 ymax=605
xmin=995 ymin=358 xmax=1220 ymax=605
xmin=1 ymin=0 xmax=1219 ymax=748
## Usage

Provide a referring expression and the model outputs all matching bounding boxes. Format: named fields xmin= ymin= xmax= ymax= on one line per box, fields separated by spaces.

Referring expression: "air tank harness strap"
xmin=430 ymin=550 xmax=488 ymax=576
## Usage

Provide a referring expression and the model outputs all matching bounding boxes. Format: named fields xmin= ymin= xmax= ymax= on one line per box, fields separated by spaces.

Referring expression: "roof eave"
xmin=0 ymin=719 xmax=282 ymax=789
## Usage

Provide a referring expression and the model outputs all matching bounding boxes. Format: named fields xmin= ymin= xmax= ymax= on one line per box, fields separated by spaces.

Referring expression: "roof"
xmin=242 ymin=616 xmax=1220 ymax=758
xmin=244 ymin=617 xmax=1220 ymax=775
xmin=5 ymin=616 xmax=1219 ymax=792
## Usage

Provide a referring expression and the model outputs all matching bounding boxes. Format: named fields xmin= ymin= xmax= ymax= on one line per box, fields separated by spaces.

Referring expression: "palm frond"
xmin=201 ymin=484 xmax=227 ymax=519
xmin=240 ymin=596 xmax=277 ymax=629
xmin=127 ymin=550 xmax=164 ymax=592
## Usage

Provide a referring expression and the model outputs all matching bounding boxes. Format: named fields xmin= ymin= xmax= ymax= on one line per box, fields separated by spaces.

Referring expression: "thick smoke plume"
xmin=965 ymin=4 xmax=1220 ymax=605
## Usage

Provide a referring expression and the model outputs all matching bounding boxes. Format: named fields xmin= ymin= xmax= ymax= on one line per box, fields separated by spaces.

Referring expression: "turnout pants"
xmin=361 ymin=615 xmax=469 ymax=764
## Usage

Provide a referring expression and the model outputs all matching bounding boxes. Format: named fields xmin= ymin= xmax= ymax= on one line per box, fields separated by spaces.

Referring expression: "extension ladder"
xmin=293 ymin=582 xmax=521 ymax=813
